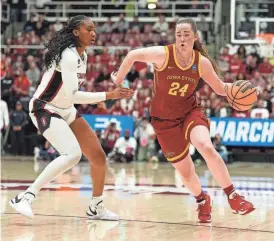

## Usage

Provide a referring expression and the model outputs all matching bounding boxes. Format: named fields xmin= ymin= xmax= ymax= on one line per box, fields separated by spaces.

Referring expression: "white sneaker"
xmin=86 ymin=220 xmax=119 ymax=240
xmin=9 ymin=192 xmax=35 ymax=219
xmin=86 ymin=200 xmax=119 ymax=221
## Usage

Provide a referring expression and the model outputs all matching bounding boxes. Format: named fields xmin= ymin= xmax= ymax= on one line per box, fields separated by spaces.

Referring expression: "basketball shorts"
xmin=29 ymin=98 xmax=82 ymax=134
xmin=151 ymin=108 xmax=210 ymax=163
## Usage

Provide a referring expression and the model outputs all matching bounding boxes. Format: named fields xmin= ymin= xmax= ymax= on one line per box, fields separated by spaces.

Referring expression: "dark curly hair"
xmin=44 ymin=15 xmax=88 ymax=70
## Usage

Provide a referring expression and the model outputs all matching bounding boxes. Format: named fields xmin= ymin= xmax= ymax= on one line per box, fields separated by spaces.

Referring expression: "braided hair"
xmin=44 ymin=15 xmax=88 ymax=70
xmin=176 ymin=18 xmax=221 ymax=78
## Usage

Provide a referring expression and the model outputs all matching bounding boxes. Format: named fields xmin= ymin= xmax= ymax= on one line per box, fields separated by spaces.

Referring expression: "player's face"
xmin=175 ymin=23 xmax=197 ymax=52
xmin=77 ymin=18 xmax=96 ymax=47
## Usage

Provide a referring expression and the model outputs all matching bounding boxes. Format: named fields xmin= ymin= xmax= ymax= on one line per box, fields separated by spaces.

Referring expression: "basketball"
xmin=226 ymin=80 xmax=258 ymax=111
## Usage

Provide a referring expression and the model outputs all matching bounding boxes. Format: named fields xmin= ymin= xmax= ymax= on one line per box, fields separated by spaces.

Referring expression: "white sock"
xmin=91 ymin=196 xmax=103 ymax=206
xmin=25 ymin=187 xmax=37 ymax=197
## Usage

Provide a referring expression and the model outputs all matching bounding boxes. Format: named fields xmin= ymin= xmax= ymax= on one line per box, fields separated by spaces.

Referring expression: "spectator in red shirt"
xmin=100 ymin=47 xmax=110 ymax=64
xmin=102 ymin=122 xmax=120 ymax=154
xmin=13 ymin=68 xmax=30 ymax=97
xmin=92 ymin=102 xmax=108 ymax=115
xmin=258 ymin=57 xmax=273 ymax=76
xmin=218 ymin=46 xmax=231 ymax=63
xmin=109 ymin=100 xmax=126 ymax=115
xmin=229 ymin=54 xmax=244 ymax=76
xmin=108 ymin=54 xmax=119 ymax=73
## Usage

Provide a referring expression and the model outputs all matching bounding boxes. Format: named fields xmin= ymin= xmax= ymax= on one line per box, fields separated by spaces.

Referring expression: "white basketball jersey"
xmin=33 ymin=47 xmax=87 ymax=109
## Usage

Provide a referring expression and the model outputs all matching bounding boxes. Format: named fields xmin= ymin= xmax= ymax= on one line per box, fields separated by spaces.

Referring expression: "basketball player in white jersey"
xmin=10 ymin=15 xmax=133 ymax=220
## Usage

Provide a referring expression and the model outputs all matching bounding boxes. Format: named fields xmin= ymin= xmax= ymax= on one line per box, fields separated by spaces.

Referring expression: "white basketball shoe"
xmin=86 ymin=199 xmax=119 ymax=221
xmin=9 ymin=192 xmax=35 ymax=218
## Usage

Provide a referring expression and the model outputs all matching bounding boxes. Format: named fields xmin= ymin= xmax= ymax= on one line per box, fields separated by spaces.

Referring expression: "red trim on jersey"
xmin=49 ymin=81 xmax=63 ymax=102
xmin=39 ymin=70 xmax=57 ymax=99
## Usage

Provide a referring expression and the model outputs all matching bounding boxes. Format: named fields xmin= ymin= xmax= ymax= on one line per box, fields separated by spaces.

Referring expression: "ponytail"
xmin=194 ymin=40 xmax=221 ymax=78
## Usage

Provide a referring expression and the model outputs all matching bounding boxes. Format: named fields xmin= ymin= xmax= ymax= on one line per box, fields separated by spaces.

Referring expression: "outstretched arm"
xmin=60 ymin=50 xmax=132 ymax=104
xmin=200 ymin=56 xmax=231 ymax=96
xmin=113 ymin=46 xmax=167 ymax=85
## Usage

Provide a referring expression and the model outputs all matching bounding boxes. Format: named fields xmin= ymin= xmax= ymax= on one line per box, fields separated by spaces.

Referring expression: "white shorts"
xmin=29 ymin=98 xmax=81 ymax=134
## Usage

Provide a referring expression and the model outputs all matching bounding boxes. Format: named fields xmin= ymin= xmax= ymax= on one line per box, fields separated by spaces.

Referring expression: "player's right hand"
xmin=107 ymin=87 xmax=134 ymax=100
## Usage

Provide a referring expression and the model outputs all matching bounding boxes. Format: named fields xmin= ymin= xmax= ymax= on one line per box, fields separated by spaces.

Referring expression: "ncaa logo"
xmin=192 ymin=64 xmax=197 ymax=73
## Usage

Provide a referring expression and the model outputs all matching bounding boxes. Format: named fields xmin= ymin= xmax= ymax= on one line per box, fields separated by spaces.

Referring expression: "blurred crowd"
xmin=1 ymin=12 xmax=274 ymax=162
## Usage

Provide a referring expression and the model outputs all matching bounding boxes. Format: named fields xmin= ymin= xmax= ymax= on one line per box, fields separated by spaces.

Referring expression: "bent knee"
xmin=67 ymin=145 xmax=82 ymax=164
xmin=180 ymin=166 xmax=195 ymax=181
xmin=88 ymin=149 xmax=106 ymax=166
xmin=196 ymin=142 xmax=215 ymax=154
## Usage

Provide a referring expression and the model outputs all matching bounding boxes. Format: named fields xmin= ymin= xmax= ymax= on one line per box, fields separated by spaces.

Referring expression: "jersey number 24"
xmin=168 ymin=82 xmax=189 ymax=97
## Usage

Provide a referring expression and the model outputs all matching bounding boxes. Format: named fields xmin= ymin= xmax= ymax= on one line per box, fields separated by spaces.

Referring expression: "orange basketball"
xmin=226 ymin=80 xmax=258 ymax=111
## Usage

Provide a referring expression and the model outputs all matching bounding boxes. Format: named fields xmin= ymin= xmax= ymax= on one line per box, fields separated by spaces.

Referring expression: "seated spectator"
xmin=35 ymin=140 xmax=59 ymax=162
xmin=24 ymin=14 xmax=36 ymax=33
xmin=152 ymin=15 xmax=169 ymax=34
xmin=102 ymin=122 xmax=120 ymax=154
xmin=218 ymin=46 xmax=231 ymax=63
xmin=229 ymin=54 xmax=244 ymax=77
xmin=100 ymin=17 xmax=113 ymax=34
xmin=26 ymin=62 xmax=41 ymax=88
xmin=237 ymin=46 xmax=246 ymax=60
xmin=112 ymin=14 xmax=129 ymax=33
xmin=37 ymin=13 xmax=49 ymax=34
xmin=134 ymin=117 xmax=156 ymax=162
xmin=244 ymin=54 xmax=257 ymax=78
xmin=109 ymin=100 xmax=126 ymax=115
xmin=92 ymin=102 xmax=108 ymax=115
xmin=77 ymin=104 xmax=93 ymax=115
xmin=10 ymin=101 xmax=28 ymax=155
xmin=258 ymin=57 xmax=273 ymax=77
xmin=12 ymin=68 xmax=30 ymax=103
xmin=35 ymin=21 xmax=46 ymax=38
xmin=107 ymin=130 xmax=137 ymax=163
xmin=250 ymin=71 xmax=266 ymax=92
xmin=130 ymin=16 xmax=143 ymax=33
xmin=12 ymin=55 xmax=24 ymax=72
xmin=212 ymin=134 xmax=229 ymax=163
xmin=250 ymin=99 xmax=269 ymax=119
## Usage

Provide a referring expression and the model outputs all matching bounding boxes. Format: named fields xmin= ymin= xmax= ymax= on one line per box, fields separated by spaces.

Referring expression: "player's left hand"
xmin=107 ymin=87 xmax=134 ymax=100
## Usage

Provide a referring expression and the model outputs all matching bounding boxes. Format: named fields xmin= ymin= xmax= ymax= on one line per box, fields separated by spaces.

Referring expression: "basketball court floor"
xmin=1 ymin=158 xmax=274 ymax=241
